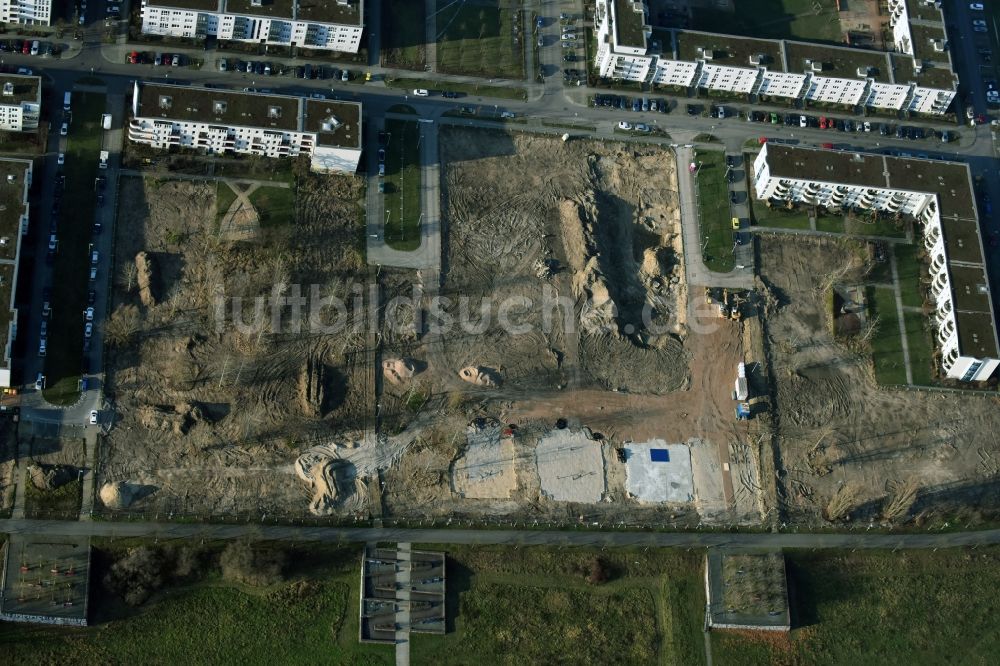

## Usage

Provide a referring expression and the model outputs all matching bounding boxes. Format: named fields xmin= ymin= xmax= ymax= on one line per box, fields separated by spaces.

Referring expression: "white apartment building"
xmin=0 ymin=75 xmax=40 ymax=132
xmin=140 ymin=0 xmax=364 ymax=52
xmin=0 ymin=0 xmax=51 ymax=25
xmin=129 ymin=83 xmax=362 ymax=173
xmin=753 ymin=144 xmax=999 ymax=383
xmin=0 ymin=159 xmax=31 ymax=388
xmin=593 ymin=0 xmax=957 ymax=115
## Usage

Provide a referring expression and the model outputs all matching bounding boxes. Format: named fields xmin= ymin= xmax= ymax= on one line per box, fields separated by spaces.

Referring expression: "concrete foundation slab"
xmin=624 ymin=439 xmax=694 ymax=503
xmin=452 ymin=426 xmax=516 ymax=499
xmin=535 ymin=429 xmax=606 ymax=503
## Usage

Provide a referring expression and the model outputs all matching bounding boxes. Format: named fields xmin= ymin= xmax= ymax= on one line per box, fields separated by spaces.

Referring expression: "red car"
xmin=21 ymin=41 xmax=30 ymax=55
xmin=127 ymin=51 xmax=138 ymax=64
xmin=819 ymin=116 xmax=828 ymax=129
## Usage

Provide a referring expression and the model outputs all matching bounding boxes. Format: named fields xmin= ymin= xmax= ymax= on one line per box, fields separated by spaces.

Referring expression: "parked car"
xmin=618 ymin=121 xmax=633 ymax=130
xmin=971 ymin=3 xmax=985 ymax=9
xmin=84 ymin=322 xmax=93 ymax=338
xmin=799 ymin=115 xmax=807 ymax=128
xmin=57 ymin=153 xmax=64 ymax=165
xmin=218 ymin=58 xmax=227 ymax=71
xmin=35 ymin=373 xmax=45 ymax=390
xmin=85 ymin=306 xmax=94 ymax=321
xmin=154 ymin=53 xmax=162 ymax=66
xmin=30 ymin=40 xmax=39 ymax=55
xmin=561 ymin=33 xmax=576 ymax=41
xmin=89 ymin=410 xmax=99 ymax=425
xmin=413 ymin=88 xmax=429 ymax=96
xmin=634 ymin=123 xmax=650 ymax=133
xmin=60 ymin=122 xmax=68 ymax=136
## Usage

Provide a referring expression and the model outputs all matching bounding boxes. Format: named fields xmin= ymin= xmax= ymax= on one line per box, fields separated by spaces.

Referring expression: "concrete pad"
xmin=452 ymin=426 xmax=516 ymax=499
xmin=535 ymin=429 xmax=605 ymax=503
xmin=624 ymin=439 xmax=694 ymax=503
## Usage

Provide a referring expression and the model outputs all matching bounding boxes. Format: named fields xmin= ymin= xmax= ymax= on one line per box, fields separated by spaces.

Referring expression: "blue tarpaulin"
xmin=650 ymin=449 xmax=670 ymax=462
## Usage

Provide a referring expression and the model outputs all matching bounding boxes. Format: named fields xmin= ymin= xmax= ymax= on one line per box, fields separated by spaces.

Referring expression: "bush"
xmin=104 ymin=546 xmax=171 ymax=606
xmin=220 ymin=541 xmax=286 ymax=587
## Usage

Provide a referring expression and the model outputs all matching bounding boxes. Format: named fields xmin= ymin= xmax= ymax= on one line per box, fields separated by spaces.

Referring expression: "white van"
xmin=63 ymin=92 xmax=71 ymax=111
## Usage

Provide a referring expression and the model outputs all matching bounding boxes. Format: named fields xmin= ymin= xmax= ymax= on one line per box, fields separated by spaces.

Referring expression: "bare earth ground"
xmin=98 ymin=172 xmax=370 ymax=516
xmin=758 ymin=234 xmax=1000 ymax=525
xmin=379 ymin=129 xmax=759 ymax=525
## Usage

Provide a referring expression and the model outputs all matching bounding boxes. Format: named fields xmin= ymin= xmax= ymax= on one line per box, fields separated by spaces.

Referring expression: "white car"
xmin=413 ymin=88 xmax=429 ymax=96
xmin=973 ymin=19 xmax=987 ymax=27
xmin=89 ymin=410 xmax=98 ymax=425
xmin=35 ymin=373 xmax=45 ymax=390
xmin=85 ymin=306 xmax=94 ymax=321
xmin=30 ymin=41 xmax=39 ymax=56
xmin=799 ymin=115 xmax=807 ymax=128
xmin=310 ymin=92 xmax=326 ymax=99
xmin=971 ymin=3 xmax=984 ymax=9
xmin=57 ymin=153 xmax=64 ymax=165
xmin=618 ymin=121 xmax=633 ymax=130
xmin=60 ymin=122 xmax=68 ymax=136
xmin=863 ymin=121 xmax=872 ymax=132
xmin=561 ymin=33 xmax=576 ymax=41
xmin=84 ymin=322 xmax=93 ymax=338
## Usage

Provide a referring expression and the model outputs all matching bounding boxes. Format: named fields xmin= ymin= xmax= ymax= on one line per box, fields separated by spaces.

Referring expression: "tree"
xmin=105 ymin=304 xmax=141 ymax=347
xmin=103 ymin=546 xmax=170 ymax=606
xmin=219 ymin=541 xmax=285 ymax=586
xmin=585 ymin=556 xmax=611 ymax=585
xmin=119 ymin=261 xmax=138 ymax=293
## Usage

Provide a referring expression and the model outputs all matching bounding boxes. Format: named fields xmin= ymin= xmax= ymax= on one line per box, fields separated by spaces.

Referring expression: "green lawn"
xmin=381 ymin=0 xmax=426 ymax=70
xmin=690 ymin=0 xmax=842 ymax=43
xmin=868 ymin=286 xmax=907 ymax=385
xmin=384 ymin=77 xmax=528 ymax=101
xmin=383 ymin=119 xmax=422 ymax=251
xmin=410 ymin=544 xmax=705 ymax=665
xmin=42 ymin=92 xmax=106 ymax=406
xmin=215 ymin=181 xmax=238 ymax=227
xmin=249 ymin=185 xmax=296 ymax=229
xmin=24 ymin=477 xmax=82 ymax=520
xmin=895 ymin=243 xmax=924 ymax=308
xmin=844 ymin=213 xmax=907 ymax=238
xmin=904 ymin=310 xmax=936 ymax=386
xmin=0 ymin=547 xmax=392 ymax=665
xmin=436 ymin=1 xmax=524 ymax=79
xmin=712 ymin=548 xmax=1000 ymax=664
xmin=815 ymin=215 xmax=843 ymax=233
xmin=694 ymin=150 xmax=736 ymax=272
xmin=751 ymin=201 xmax=812 ymax=230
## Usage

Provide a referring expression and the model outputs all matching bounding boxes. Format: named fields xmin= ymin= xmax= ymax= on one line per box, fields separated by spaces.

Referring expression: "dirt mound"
xmin=28 ymin=463 xmax=76 ymax=491
xmin=298 ymin=357 xmax=330 ymax=417
xmin=135 ymin=251 xmax=157 ymax=307
xmin=383 ymin=358 xmax=418 ymax=385
xmin=459 ymin=366 xmax=501 ymax=388
xmin=295 ymin=451 xmax=351 ymax=515
xmin=137 ymin=403 xmax=203 ymax=435
xmin=99 ymin=481 xmax=147 ymax=509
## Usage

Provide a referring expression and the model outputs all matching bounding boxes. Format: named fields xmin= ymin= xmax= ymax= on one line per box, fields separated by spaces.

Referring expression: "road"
xmin=1 ymin=518 xmax=999 ymax=550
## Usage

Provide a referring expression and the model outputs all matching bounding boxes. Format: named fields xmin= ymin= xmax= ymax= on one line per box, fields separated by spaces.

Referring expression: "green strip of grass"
xmin=868 ymin=286 xmax=907 ymax=385
xmin=384 ymin=77 xmax=528 ymax=101
xmin=815 ymin=215 xmax=843 ymax=233
xmin=694 ymin=150 xmax=736 ymax=272
xmin=381 ymin=0 xmax=426 ymax=70
xmin=436 ymin=2 xmax=524 ymax=79
xmin=895 ymin=243 xmax=924 ymax=308
xmin=749 ymin=200 xmax=812 ymax=230
xmin=904 ymin=310 xmax=935 ymax=386
xmin=383 ymin=119 xmax=422 ymax=251
xmin=248 ymin=185 xmax=296 ymax=229
xmin=215 ymin=181 xmax=238 ymax=227
xmin=42 ymin=92 xmax=106 ymax=406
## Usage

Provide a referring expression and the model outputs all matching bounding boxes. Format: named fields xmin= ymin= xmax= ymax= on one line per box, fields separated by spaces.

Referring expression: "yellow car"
xmin=731 ymin=217 xmax=740 ymax=230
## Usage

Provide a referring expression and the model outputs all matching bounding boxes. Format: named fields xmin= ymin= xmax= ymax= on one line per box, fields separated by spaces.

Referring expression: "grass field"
xmin=410 ymin=544 xmax=705 ymax=665
xmin=215 ymin=181 xmax=238 ymax=228
xmin=814 ymin=215 xmax=843 ymax=233
xmin=23 ymin=476 xmax=82 ymax=520
xmin=42 ymin=92 xmax=105 ymax=406
xmin=750 ymin=201 xmax=812 ymax=230
xmin=895 ymin=243 xmax=924 ymax=308
xmin=384 ymin=77 xmax=528 ymax=101
xmin=0 ymin=544 xmax=392 ymax=664
xmin=249 ymin=185 xmax=296 ymax=229
xmin=383 ymin=119 xmax=422 ymax=251
xmin=867 ymin=286 xmax=907 ymax=385
xmin=694 ymin=150 xmax=736 ymax=272
xmin=690 ymin=0 xmax=842 ymax=43
xmin=435 ymin=1 xmax=524 ymax=79
xmin=844 ymin=214 xmax=907 ymax=238
xmin=712 ymin=548 xmax=1000 ymax=664
xmin=904 ymin=310 xmax=935 ymax=385
xmin=381 ymin=0 xmax=426 ymax=70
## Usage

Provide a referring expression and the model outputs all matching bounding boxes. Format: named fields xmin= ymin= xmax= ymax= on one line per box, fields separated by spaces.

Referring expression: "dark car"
xmin=844 ymin=120 xmax=855 ymax=132
xmin=378 ymin=131 xmax=387 ymax=146
xmin=93 ymin=222 xmax=102 ymax=235
xmin=631 ymin=98 xmax=641 ymax=112
xmin=45 ymin=249 xmax=55 ymax=265
xmin=730 ymin=192 xmax=740 ymax=204
xmin=784 ymin=114 xmax=796 ymax=126
xmin=879 ymin=124 xmax=890 ymax=136
xmin=896 ymin=126 xmax=906 ymax=139
xmin=442 ymin=91 xmax=459 ymax=98
xmin=87 ymin=290 xmax=96 ymax=305
xmin=912 ymin=127 xmax=925 ymax=140
xmin=613 ymin=97 xmax=624 ymax=109
xmin=686 ymin=104 xmax=699 ymax=116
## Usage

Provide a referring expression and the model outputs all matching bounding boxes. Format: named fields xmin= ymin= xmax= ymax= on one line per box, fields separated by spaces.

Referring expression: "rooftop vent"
xmin=749 ymin=53 xmax=765 ymax=65
xmin=268 ymin=105 xmax=282 ymax=119
xmin=320 ymin=114 xmax=342 ymax=132
xmin=5 ymin=175 xmax=14 ymax=184
xmin=698 ymin=48 xmax=715 ymax=61
xmin=251 ymin=0 xmax=261 ymax=5
xmin=856 ymin=66 xmax=872 ymax=77
xmin=0 ymin=237 xmax=8 ymax=247
xmin=158 ymin=95 xmax=172 ymax=110
xmin=1 ymin=82 xmax=12 ymax=96
xmin=810 ymin=60 xmax=825 ymax=72
xmin=931 ymin=39 xmax=945 ymax=52
xmin=213 ymin=100 xmax=227 ymax=114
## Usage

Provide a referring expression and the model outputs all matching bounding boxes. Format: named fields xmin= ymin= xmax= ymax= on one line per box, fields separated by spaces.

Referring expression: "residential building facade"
xmin=0 ymin=0 xmax=51 ymax=25
xmin=0 ymin=75 xmax=41 ymax=132
xmin=594 ymin=0 xmax=957 ymax=115
xmin=140 ymin=0 xmax=364 ymax=52
xmin=753 ymin=144 xmax=999 ymax=382
xmin=128 ymin=82 xmax=362 ymax=173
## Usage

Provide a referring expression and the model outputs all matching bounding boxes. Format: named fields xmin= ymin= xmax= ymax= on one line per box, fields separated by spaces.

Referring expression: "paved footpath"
xmin=2 ymin=519 xmax=999 ymax=550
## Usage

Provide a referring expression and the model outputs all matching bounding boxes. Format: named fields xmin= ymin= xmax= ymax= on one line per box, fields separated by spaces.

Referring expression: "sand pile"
xmin=383 ymin=358 xmax=417 ymax=385
xmin=137 ymin=403 xmax=203 ymax=435
xmin=99 ymin=481 xmax=140 ymax=509
xmin=295 ymin=453 xmax=341 ymax=515
xmin=558 ymin=198 xmax=618 ymax=335
xmin=459 ymin=366 xmax=500 ymax=387
xmin=28 ymin=463 xmax=76 ymax=491
xmin=298 ymin=357 xmax=329 ymax=417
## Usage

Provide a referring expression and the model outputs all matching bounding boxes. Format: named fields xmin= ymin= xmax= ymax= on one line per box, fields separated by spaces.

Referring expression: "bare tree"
xmin=882 ymin=477 xmax=920 ymax=522
xmin=824 ymin=482 xmax=862 ymax=522
xmin=105 ymin=304 xmax=141 ymax=347
xmin=119 ymin=262 xmax=138 ymax=294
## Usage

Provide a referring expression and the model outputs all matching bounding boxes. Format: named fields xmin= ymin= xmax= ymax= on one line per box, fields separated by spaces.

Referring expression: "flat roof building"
xmin=140 ymin=0 xmax=364 ymax=52
xmin=0 ymin=75 xmax=41 ymax=132
xmin=753 ymin=144 xmax=999 ymax=382
xmin=0 ymin=0 xmax=51 ymax=25
xmin=594 ymin=0 xmax=957 ymax=115
xmin=0 ymin=159 xmax=31 ymax=388
xmin=128 ymin=82 xmax=362 ymax=173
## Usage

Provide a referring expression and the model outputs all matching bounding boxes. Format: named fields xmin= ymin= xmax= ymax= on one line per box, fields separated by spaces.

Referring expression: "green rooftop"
xmin=613 ymin=0 xmax=648 ymax=48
